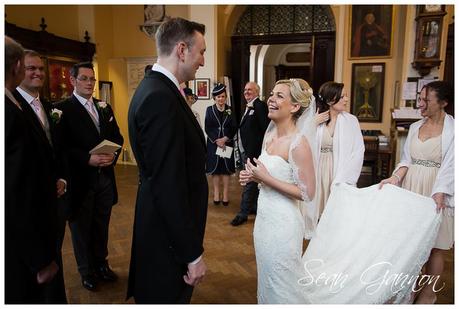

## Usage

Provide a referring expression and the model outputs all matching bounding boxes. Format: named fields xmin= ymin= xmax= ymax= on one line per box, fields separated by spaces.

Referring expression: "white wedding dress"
xmin=254 ymin=151 xmax=442 ymax=304
xmin=254 ymin=150 xmax=309 ymax=303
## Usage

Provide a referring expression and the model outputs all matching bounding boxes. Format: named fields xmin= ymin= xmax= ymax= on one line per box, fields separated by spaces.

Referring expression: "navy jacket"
xmin=205 ymin=104 xmax=237 ymax=174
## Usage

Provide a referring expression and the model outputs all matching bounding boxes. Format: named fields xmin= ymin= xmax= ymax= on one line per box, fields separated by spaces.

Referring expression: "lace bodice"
xmin=258 ymin=151 xmax=294 ymax=190
xmin=254 ymin=152 xmax=306 ymax=303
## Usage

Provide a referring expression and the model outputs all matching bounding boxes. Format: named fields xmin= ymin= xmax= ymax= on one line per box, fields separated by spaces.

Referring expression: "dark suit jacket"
xmin=5 ymin=96 xmax=57 ymax=303
xmin=13 ymin=90 xmax=67 ymax=186
xmin=54 ymin=95 xmax=124 ymax=212
xmin=127 ymin=70 xmax=208 ymax=303
xmin=239 ymin=98 xmax=269 ymax=160
xmin=204 ymin=104 xmax=237 ymax=174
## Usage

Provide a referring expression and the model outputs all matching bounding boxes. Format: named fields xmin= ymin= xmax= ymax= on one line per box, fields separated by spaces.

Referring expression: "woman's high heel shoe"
xmin=213 ymin=200 xmax=221 ymax=205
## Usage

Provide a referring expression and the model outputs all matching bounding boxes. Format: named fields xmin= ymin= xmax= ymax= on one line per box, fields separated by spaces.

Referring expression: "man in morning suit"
xmin=127 ymin=17 xmax=208 ymax=303
xmin=230 ymin=82 xmax=269 ymax=226
xmin=55 ymin=62 xmax=124 ymax=291
xmin=5 ymin=36 xmax=59 ymax=303
xmin=13 ymin=49 xmax=68 ymax=303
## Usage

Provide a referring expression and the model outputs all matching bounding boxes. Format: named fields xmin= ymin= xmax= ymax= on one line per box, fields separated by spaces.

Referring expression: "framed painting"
xmin=350 ymin=63 xmax=385 ymax=122
xmin=349 ymin=5 xmax=394 ymax=59
xmin=42 ymin=57 xmax=78 ymax=102
xmin=195 ymin=78 xmax=210 ymax=100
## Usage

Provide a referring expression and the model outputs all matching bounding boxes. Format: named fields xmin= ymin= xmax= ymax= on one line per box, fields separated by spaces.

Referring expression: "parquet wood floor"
xmin=60 ymin=165 xmax=454 ymax=304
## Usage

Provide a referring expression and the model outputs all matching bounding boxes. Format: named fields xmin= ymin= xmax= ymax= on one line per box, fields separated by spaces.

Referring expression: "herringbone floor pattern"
xmin=60 ymin=165 xmax=454 ymax=304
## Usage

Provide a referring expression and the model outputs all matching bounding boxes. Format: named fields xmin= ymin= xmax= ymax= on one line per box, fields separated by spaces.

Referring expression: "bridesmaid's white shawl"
xmin=394 ymin=114 xmax=455 ymax=209
xmin=317 ymin=112 xmax=365 ymax=186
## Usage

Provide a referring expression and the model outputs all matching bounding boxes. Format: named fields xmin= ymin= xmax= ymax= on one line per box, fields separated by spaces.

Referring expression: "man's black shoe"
xmin=82 ymin=275 xmax=97 ymax=291
xmin=230 ymin=215 xmax=247 ymax=226
xmin=97 ymin=265 xmax=118 ymax=282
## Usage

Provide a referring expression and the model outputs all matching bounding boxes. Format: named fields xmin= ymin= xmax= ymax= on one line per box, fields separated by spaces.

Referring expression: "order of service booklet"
xmin=89 ymin=139 xmax=122 ymax=154
xmin=216 ymin=146 xmax=233 ymax=159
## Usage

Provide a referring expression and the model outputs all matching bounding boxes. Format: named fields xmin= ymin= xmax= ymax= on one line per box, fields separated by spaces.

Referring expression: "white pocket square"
xmin=249 ymin=110 xmax=255 ymax=115
xmin=109 ymin=116 xmax=113 ymax=122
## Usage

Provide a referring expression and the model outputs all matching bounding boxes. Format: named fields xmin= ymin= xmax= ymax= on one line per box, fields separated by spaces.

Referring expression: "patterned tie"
xmin=31 ymin=98 xmax=52 ymax=144
xmin=31 ymin=98 xmax=47 ymax=127
xmin=179 ymin=87 xmax=186 ymax=99
xmin=85 ymin=100 xmax=99 ymax=126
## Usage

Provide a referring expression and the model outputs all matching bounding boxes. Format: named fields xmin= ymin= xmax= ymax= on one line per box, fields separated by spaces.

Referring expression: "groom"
xmin=127 ymin=17 xmax=208 ymax=303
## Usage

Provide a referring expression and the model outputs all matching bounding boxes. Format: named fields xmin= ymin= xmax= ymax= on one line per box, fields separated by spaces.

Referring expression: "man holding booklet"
xmin=55 ymin=62 xmax=123 ymax=292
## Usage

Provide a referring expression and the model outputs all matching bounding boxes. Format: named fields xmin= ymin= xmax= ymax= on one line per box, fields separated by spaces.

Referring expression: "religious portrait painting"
xmin=195 ymin=78 xmax=210 ymax=99
xmin=349 ymin=5 xmax=394 ymax=59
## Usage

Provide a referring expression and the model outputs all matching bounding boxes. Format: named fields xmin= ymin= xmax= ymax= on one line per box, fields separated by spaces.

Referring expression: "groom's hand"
xmin=184 ymin=259 xmax=207 ymax=286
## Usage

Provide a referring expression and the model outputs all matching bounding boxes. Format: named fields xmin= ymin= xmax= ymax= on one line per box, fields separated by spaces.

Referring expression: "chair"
xmin=362 ymin=136 xmax=380 ymax=184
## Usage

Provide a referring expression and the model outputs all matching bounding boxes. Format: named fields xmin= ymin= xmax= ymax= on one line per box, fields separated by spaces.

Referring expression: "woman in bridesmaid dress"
xmin=315 ymin=82 xmax=365 ymax=216
xmin=380 ymin=81 xmax=454 ymax=304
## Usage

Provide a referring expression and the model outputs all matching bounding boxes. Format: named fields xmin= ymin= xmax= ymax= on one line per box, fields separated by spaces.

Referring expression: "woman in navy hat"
xmin=205 ymin=83 xmax=237 ymax=206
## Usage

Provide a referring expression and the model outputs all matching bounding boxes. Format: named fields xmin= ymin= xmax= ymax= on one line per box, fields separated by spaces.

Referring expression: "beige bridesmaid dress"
xmin=402 ymin=134 xmax=454 ymax=250
xmin=318 ymin=127 xmax=334 ymax=217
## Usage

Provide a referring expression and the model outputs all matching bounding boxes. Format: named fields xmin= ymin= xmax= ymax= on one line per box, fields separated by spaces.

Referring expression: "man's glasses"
xmin=77 ymin=76 xmax=97 ymax=83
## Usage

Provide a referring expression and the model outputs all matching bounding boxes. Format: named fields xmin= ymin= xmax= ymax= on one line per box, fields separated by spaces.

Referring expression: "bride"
xmin=240 ymin=79 xmax=441 ymax=304
xmin=239 ymin=79 xmax=318 ymax=303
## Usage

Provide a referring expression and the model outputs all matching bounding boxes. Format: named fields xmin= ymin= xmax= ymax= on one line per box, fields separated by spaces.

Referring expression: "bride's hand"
xmin=239 ymin=169 xmax=253 ymax=186
xmin=246 ymin=158 xmax=270 ymax=184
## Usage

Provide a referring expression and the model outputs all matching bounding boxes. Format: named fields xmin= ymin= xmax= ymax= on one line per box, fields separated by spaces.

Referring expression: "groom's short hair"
xmin=5 ymin=36 xmax=24 ymax=79
xmin=155 ymin=17 xmax=205 ymax=57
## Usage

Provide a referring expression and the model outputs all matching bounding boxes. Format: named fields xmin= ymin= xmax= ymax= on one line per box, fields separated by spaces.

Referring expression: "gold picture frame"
xmin=350 ymin=63 xmax=385 ymax=122
xmin=349 ymin=5 xmax=395 ymax=59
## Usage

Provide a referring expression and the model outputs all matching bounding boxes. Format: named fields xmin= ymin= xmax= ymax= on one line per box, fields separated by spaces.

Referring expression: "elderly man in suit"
xmin=5 ymin=36 xmax=59 ymax=303
xmin=13 ymin=49 xmax=68 ymax=303
xmin=230 ymin=82 xmax=269 ymax=226
xmin=127 ymin=17 xmax=208 ymax=304
xmin=55 ymin=62 xmax=124 ymax=291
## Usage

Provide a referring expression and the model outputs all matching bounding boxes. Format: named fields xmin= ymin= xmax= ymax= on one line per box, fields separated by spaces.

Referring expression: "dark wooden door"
xmin=275 ymin=65 xmax=310 ymax=82
xmin=444 ymin=23 xmax=454 ymax=116
xmin=231 ymin=33 xmax=335 ymax=121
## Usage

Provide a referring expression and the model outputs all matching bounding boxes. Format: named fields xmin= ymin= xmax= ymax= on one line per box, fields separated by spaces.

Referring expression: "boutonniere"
xmin=96 ymin=101 xmax=110 ymax=115
xmin=50 ymin=108 xmax=63 ymax=124
xmin=224 ymin=109 xmax=232 ymax=116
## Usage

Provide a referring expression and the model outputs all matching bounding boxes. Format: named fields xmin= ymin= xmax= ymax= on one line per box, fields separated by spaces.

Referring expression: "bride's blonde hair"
xmin=275 ymin=78 xmax=313 ymax=121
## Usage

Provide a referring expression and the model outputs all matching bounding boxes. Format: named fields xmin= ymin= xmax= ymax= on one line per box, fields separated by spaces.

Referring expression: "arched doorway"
xmin=231 ymin=5 xmax=336 ymax=117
